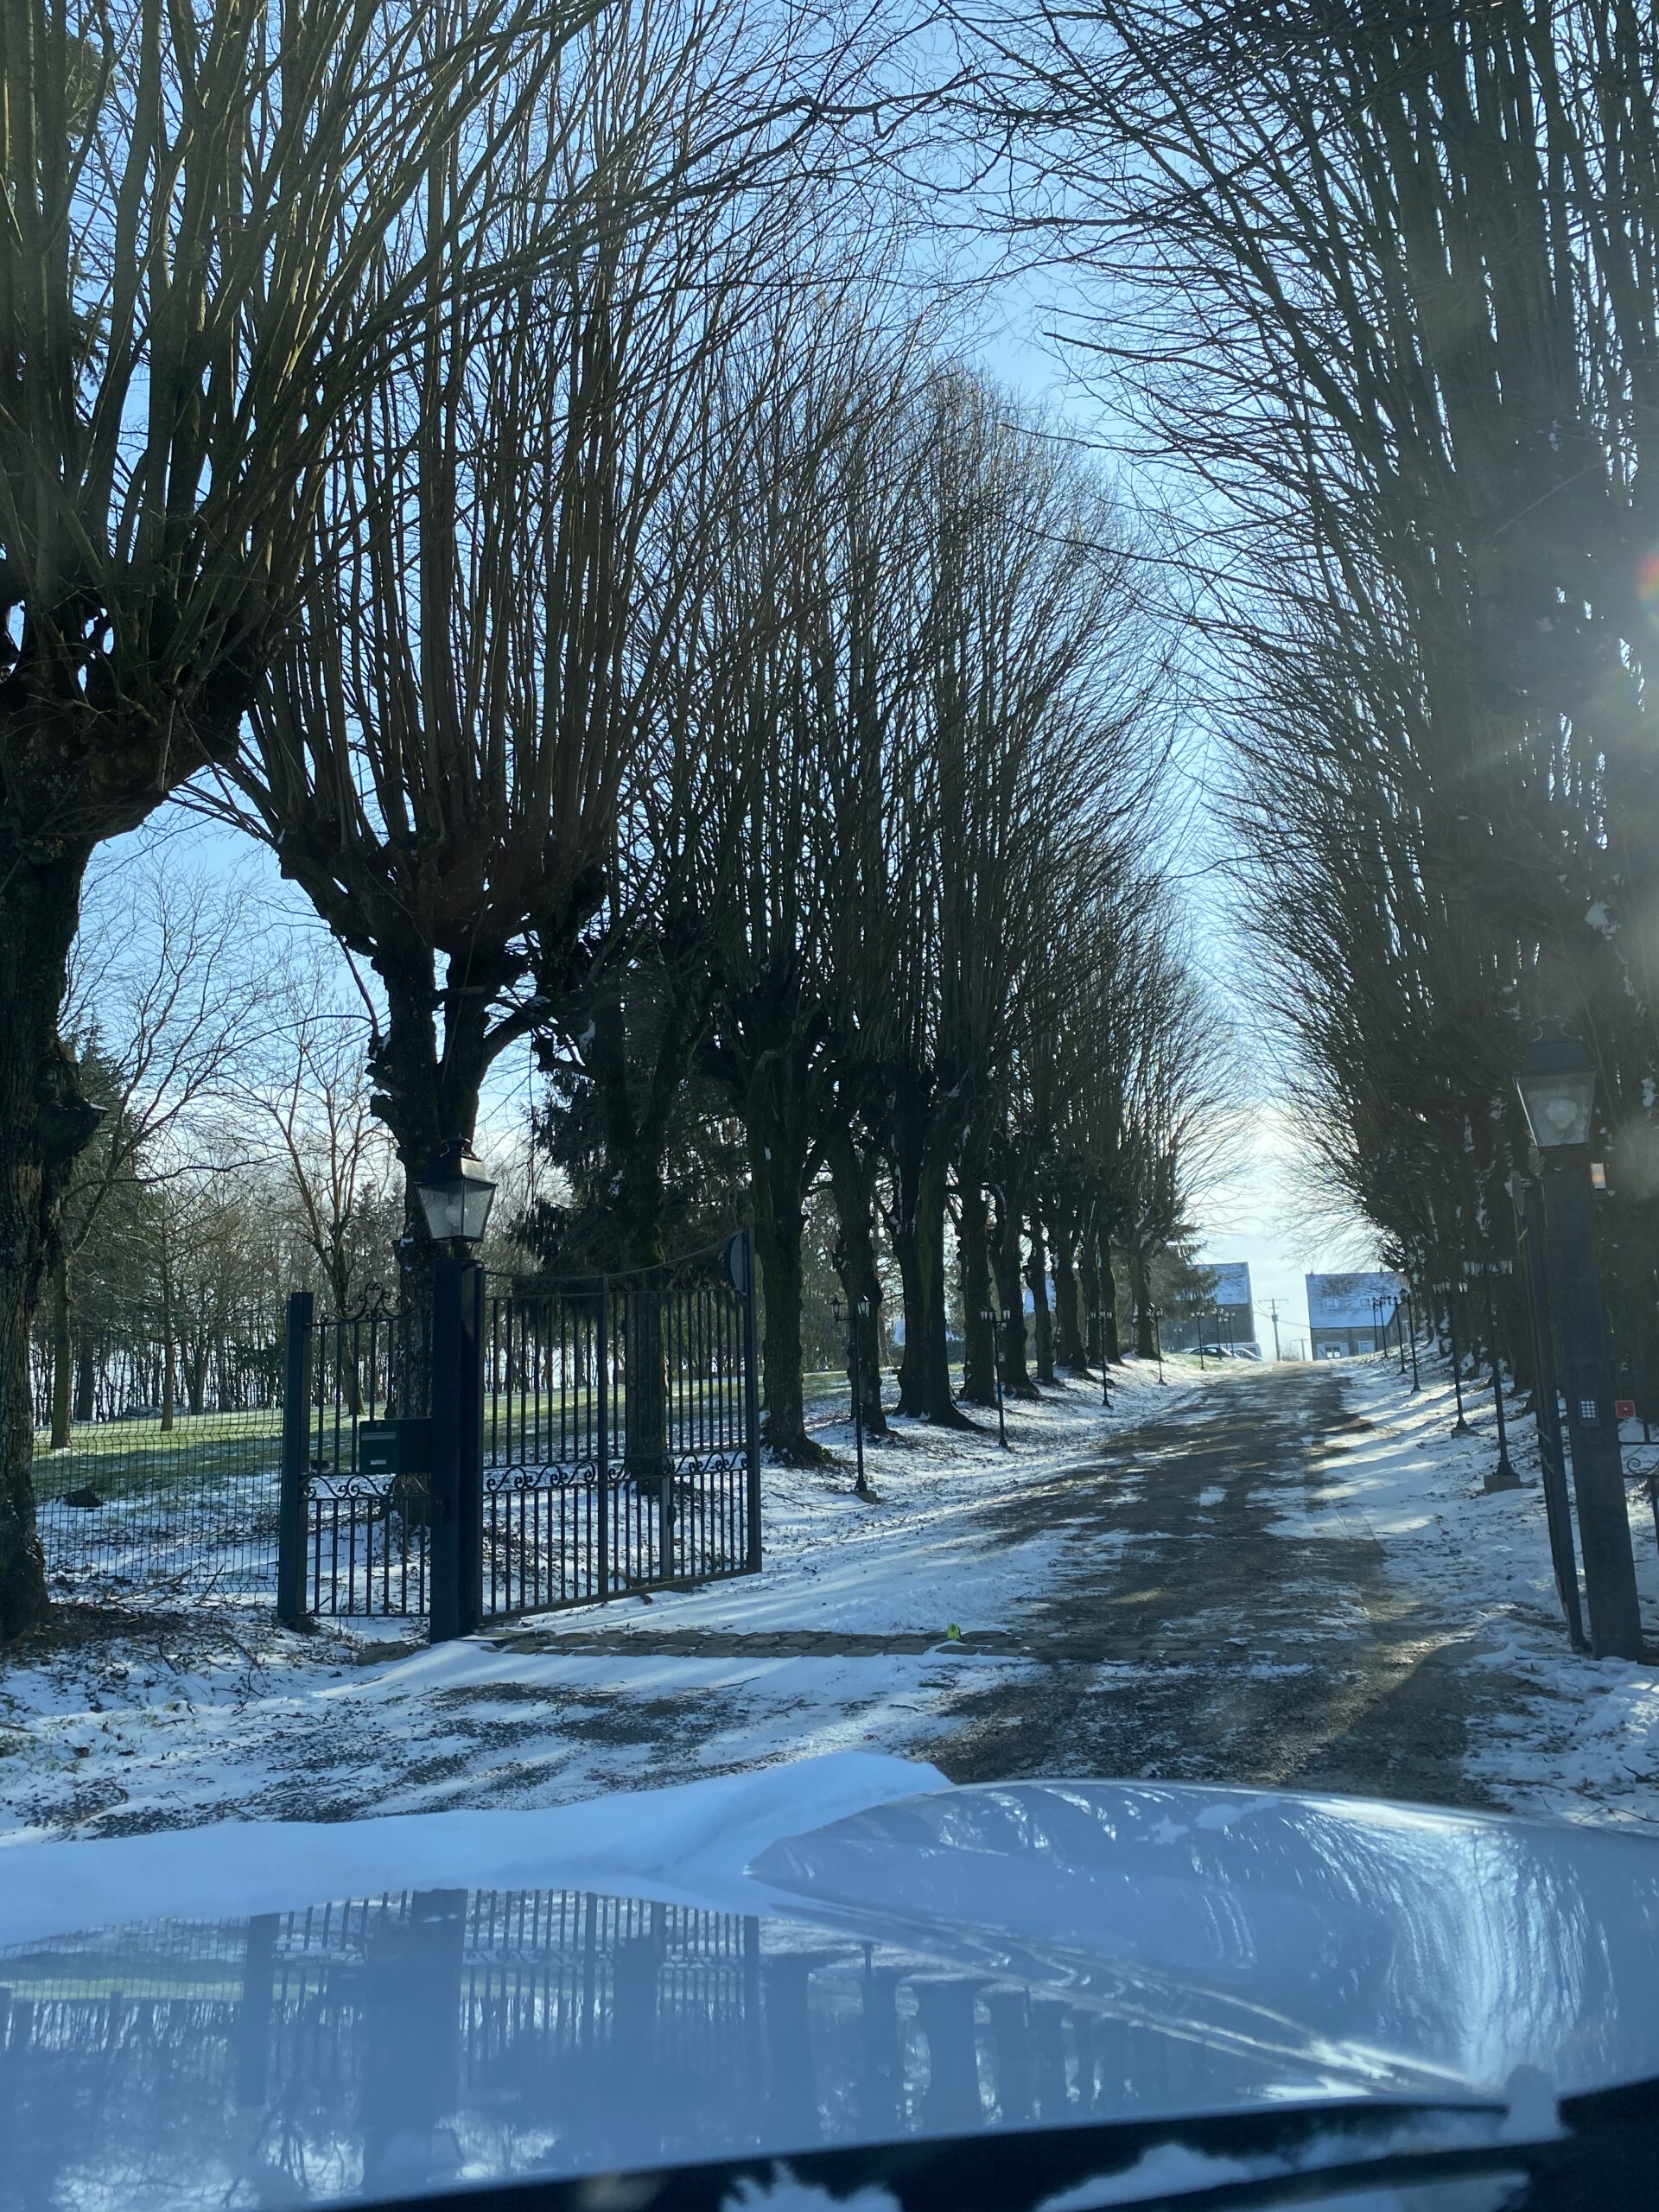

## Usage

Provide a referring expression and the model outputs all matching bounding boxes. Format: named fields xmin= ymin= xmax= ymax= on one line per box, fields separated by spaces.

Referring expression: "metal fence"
xmin=0 ymin=1883 xmax=1139 ymax=2194
xmin=292 ymin=1297 xmax=432 ymax=1619
xmin=35 ymin=1399 xmax=285 ymax=1607
xmin=287 ymin=1235 xmax=760 ymax=1627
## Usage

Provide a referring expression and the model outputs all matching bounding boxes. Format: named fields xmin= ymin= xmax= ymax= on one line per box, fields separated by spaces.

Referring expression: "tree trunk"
xmin=991 ymin=1179 xmax=1033 ymax=1396
xmin=1053 ymin=1217 xmax=1087 ymax=1370
xmin=1026 ymin=1211 xmax=1055 ymax=1384
xmin=1101 ymin=1236 xmax=1123 ymax=1362
xmin=744 ymin=1073 xmax=817 ymax=1462
xmin=185 ymin=1342 xmax=208 ymax=1418
xmin=1131 ymin=1249 xmax=1156 ymax=1358
xmin=957 ymin=1160 xmax=997 ymax=1407
xmin=888 ymin=1095 xmax=928 ymax=1416
xmin=159 ymin=1209 xmax=176 ymax=1433
xmin=1 ymin=844 xmax=101 ymax=1639
xmin=73 ymin=1336 xmax=95 ymax=1424
xmin=49 ymin=1250 xmax=73 ymax=1450
xmin=915 ymin=1150 xmax=971 ymax=1427
xmin=823 ymin=1122 xmax=887 ymax=1438
xmin=1080 ymin=1231 xmax=1103 ymax=1366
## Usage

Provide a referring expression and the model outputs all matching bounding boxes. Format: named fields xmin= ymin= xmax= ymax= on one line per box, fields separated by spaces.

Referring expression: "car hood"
xmin=3 ymin=1774 xmax=1657 ymax=2208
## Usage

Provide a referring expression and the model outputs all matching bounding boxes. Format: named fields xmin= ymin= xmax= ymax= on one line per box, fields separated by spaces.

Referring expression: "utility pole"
xmin=1268 ymin=1299 xmax=1281 ymax=1362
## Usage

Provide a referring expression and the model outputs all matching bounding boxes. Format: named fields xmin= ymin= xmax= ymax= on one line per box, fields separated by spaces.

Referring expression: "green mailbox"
xmin=357 ymin=1418 xmax=432 ymax=1478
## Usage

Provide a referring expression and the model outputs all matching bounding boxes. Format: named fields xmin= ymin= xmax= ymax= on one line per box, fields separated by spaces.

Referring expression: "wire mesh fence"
xmin=33 ymin=1237 xmax=760 ymax=1626
xmin=34 ymin=1403 xmax=284 ymax=1608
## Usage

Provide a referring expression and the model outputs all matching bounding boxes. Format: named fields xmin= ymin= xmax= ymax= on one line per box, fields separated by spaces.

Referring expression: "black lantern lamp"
xmin=1516 ymin=1028 xmax=1598 ymax=1153
xmin=1513 ymin=1026 xmax=1644 ymax=1658
xmin=416 ymin=1138 xmax=497 ymax=1250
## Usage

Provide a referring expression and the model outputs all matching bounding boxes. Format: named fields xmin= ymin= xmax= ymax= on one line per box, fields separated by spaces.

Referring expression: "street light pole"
xmin=1516 ymin=1027 xmax=1644 ymax=1661
xmin=1464 ymin=1258 xmax=1519 ymax=1490
xmin=1510 ymin=1172 xmax=1586 ymax=1650
xmin=1405 ymin=1290 xmax=1421 ymax=1391
xmin=1092 ymin=1308 xmax=1112 ymax=1408
xmin=834 ymin=1296 xmax=873 ymax=1498
xmin=1151 ymin=1305 xmax=1165 ymax=1385
xmin=1437 ymin=1280 xmax=1473 ymax=1435
xmin=989 ymin=1307 xmax=1008 ymax=1446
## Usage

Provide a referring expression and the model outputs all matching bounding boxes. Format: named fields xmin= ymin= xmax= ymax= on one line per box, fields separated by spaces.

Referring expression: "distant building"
xmin=1163 ymin=1261 xmax=1255 ymax=1353
xmin=1306 ymin=1272 xmax=1401 ymax=1358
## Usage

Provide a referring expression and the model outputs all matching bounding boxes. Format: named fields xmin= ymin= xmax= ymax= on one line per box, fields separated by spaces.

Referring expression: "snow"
xmin=0 ymin=1749 xmax=945 ymax=1948
xmin=1299 ymin=1359 xmax=1659 ymax=1830
xmin=7 ymin=1347 xmax=1656 ymax=1868
xmin=0 ymin=1363 xmax=1199 ymax=1847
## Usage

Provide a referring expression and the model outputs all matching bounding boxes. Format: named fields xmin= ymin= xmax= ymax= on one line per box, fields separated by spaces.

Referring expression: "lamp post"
xmin=1150 ymin=1304 xmax=1165 ymax=1385
xmin=1509 ymin=1170 xmax=1586 ymax=1650
xmin=986 ymin=1308 xmax=1008 ymax=1446
xmin=1434 ymin=1278 xmax=1472 ymax=1435
xmin=1091 ymin=1308 xmax=1112 ymax=1408
xmin=833 ymin=1296 xmax=873 ymax=1499
xmin=416 ymin=1139 xmax=497 ymax=1644
xmin=1461 ymin=1256 xmax=1519 ymax=1491
xmin=1516 ymin=1027 xmax=1643 ymax=1661
xmin=1395 ymin=1289 xmax=1408 ymax=1375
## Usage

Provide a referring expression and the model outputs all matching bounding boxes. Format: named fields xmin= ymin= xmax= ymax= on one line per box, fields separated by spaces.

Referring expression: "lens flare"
xmin=1642 ymin=550 xmax=1659 ymax=614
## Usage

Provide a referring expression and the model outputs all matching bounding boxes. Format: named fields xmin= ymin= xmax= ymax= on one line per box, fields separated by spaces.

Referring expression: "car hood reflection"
xmin=2 ymin=1780 xmax=1657 ymax=2209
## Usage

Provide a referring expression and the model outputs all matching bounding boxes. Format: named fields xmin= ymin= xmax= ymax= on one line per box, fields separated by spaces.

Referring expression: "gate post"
xmin=430 ymin=1256 xmax=485 ymax=1643
xmin=459 ymin=1261 xmax=484 ymax=1635
xmin=595 ymin=1278 xmax=610 ymax=1600
xmin=277 ymin=1290 xmax=313 ymax=1626
xmin=740 ymin=1228 xmax=762 ymax=1573
xmin=430 ymin=1258 xmax=461 ymax=1643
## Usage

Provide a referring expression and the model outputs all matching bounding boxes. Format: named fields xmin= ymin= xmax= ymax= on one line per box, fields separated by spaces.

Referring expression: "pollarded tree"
xmin=231 ymin=0 xmax=865 ymax=1277
xmin=0 ymin=0 xmax=593 ymax=1637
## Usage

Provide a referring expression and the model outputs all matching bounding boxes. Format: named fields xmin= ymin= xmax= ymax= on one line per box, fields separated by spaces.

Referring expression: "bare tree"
xmin=229 ymin=0 xmax=860 ymax=1281
xmin=1 ymin=0 xmax=599 ymax=1635
xmin=46 ymin=851 xmax=267 ymax=1446
xmin=248 ymin=954 xmax=397 ymax=1318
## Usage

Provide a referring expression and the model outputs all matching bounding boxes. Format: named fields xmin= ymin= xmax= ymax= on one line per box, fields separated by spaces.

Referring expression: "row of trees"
xmin=518 ymin=341 xmax=1226 ymax=1458
xmin=0 ymin=0 xmax=1221 ymax=1636
xmin=949 ymin=0 xmax=1659 ymax=1390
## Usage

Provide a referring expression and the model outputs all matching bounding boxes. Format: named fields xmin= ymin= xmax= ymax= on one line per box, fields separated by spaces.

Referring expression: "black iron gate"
xmin=277 ymin=1234 xmax=761 ymax=1630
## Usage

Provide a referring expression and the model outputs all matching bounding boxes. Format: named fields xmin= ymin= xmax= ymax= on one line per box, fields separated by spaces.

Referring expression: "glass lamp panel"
xmin=461 ymin=1172 xmax=496 ymax=1243
xmin=418 ymin=1183 xmax=466 ymax=1243
xmin=1523 ymin=1071 xmax=1595 ymax=1148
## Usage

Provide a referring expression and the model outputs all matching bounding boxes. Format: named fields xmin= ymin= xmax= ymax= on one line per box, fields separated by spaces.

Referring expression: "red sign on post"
xmin=1615 ymin=1399 xmax=1637 ymax=1421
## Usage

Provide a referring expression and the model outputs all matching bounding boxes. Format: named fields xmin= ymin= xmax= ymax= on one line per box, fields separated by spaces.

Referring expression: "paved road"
xmin=504 ymin=1364 xmax=1510 ymax=1809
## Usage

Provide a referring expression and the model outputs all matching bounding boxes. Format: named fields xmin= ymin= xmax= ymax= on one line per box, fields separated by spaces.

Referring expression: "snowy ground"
xmin=1304 ymin=1357 xmax=1659 ymax=1830
xmin=0 ymin=1361 xmax=1199 ymax=1844
xmin=3 ymin=1348 xmax=1658 ymax=1851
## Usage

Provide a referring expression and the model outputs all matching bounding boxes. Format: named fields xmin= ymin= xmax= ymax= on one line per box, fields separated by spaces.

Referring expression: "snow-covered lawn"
xmin=1315 ymin=1357 xmax=1659 ymax=1830
xmin=0 ymin=1361 xmax=1199 ymax=1846
xmin=7 ymin=1347 xmax=1656 ymax=1855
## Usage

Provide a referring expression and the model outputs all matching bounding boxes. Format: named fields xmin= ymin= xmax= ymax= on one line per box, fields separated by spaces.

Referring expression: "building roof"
xmin=1306 ymin=1271 xmax=1401 ymax=1329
